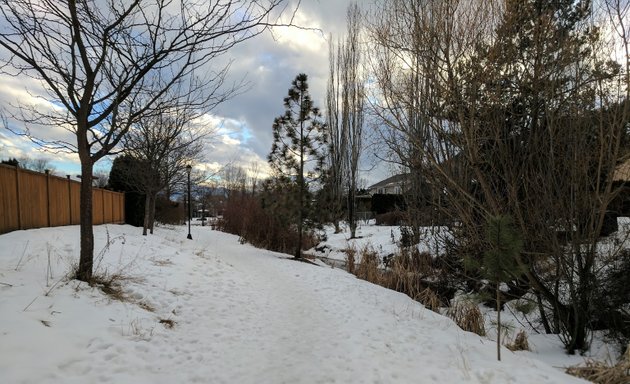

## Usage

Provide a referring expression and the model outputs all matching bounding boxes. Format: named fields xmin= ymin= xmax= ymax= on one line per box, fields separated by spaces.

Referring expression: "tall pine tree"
xmin=268 ymin=74 xmax=327 ymax=259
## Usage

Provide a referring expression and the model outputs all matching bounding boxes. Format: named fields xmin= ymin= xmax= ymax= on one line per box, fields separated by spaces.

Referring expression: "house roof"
xmin=368 ymin=174 xmax=408 ymax=190
xmin=613 ymin=158 xmax=630 ymax=182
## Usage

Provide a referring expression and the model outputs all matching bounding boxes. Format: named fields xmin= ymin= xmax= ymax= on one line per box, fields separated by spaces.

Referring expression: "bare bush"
xmin=506 ymin=330 xmax=530 ymax=352
xmin=354 ymin=245 xmax=381 ymax=284
xmin=218 ymin=194 xmax=317 ymax=256
xmin=447 ymin=300 xmax=486 ymax=337
xmin=345 ymin=247 xmax=356 ymax=275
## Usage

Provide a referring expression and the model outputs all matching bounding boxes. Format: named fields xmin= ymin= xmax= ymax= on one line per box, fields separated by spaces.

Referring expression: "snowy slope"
xmin=0 ymin=225 xmax=586 ymax=383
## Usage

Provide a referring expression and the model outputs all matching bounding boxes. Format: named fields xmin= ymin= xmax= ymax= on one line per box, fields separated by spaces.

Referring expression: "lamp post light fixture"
xmin=186 ymin=164 xmax=192 ymax=240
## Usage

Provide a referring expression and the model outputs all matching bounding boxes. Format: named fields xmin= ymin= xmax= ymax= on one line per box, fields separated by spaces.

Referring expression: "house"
xmin=613 ymin=158 xmax=630 ymax=183
xmin=367 ymin=174 xmax=408 ymax=195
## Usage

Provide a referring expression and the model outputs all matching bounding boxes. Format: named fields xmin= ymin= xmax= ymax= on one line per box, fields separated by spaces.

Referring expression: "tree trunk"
xmin=536 ymin=292 xmax=553 ymax=334
xmin=297 ymin=118 xmax=304 ymax=259
xmin=565 ymin=267 xmax=594 ymax=354
xmin=348 ymin=186 xmax=356 ymax=238
xmin=497 ymin=283 xmax=501 ymax=361
xmin=77 ymin=159 xmax=94 ymax=281
xmin=142 ymin=193 xmax=151 ymax=236
xmin=149 ymin=193 xmax=156 ymax=234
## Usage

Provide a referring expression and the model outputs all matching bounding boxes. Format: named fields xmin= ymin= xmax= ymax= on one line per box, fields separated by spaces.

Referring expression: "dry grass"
xmin=159 ymin=318 xmax=176 ymax=329
xmin=566 ymin=347 xmax=630 ymax=384
xmin=91 ymin=272 xmax=129 ymax=301
xmin=138 ymin=301 xmax=156 ymax=313
xmin=346 ymin=246 xmax=444 ymax=314
xmin=354 ymin=245 xmax=381 ymax=284
xmin=506 ymin=329 xmax=530 ymax=351
xmin=345 ymin=247 xmax=356 ymax=275
xmin=387 ymin=260 xmax=422 ymax=299
xmin=447 ymin=300 xmax=486 ymax=336
xmin=415 ymin=287 xmax=441 ymax=313
xmin=84 ymin=272 xmax=153 ymax=312
xmin=151 ymin=258 xmax=173 ymax=266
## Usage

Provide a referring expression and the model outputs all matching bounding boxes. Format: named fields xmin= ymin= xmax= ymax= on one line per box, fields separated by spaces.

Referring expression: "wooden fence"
xmin=0 ymin=164 xmax=124 ymax=234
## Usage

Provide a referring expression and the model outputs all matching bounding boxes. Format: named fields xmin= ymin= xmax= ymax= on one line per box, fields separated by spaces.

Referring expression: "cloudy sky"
xmin=0 ymin=0 xmax=391 ymax=187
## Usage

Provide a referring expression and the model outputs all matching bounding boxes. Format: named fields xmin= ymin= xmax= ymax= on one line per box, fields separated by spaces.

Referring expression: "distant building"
xmin=367 ymin=174 xmax=408 ymax=195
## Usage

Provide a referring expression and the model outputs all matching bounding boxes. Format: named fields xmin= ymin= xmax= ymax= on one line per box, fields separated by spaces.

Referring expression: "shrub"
xmin=512 ymin=299 xmax=537 ymax=316
xmin=415 ymin=287 xmax=441 ymax=313
xmin=371 ymin=193 xmax=406 ymax=214
xmin=592 ymin=250 xmax=630 ymax=350
xmin=155 ymin=196 xmax=184 ymax=225
xmin=345 ymin=247 xmax=356 ymax=275
xmin=447 ymin=300 xmax=486 ymax=336
xmin=375 ymin=211 xmax=405 ymax=226
xmin=218 ymin=193 xmax=317 ymax=256
xmin=506 ymin=330 xmax=530 ymax=351
xmin=399 ymin=225 xmax=414 ymax=246
xmin=384 ymin=252 xmax=426 ymax=299
xmin=354 ymin=245 xmax=381 ymax=284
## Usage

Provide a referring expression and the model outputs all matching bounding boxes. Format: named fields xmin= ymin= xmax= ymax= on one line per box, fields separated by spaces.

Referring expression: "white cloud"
xmin=271 ymin=9 xmax=327 ymax=53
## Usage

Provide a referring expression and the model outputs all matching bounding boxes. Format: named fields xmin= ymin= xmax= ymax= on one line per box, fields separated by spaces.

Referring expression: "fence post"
xmin=45 ymin=170 xmax=51 ymax=227
xmin=102 ymin=189 xmax=105 ymax=225
xmin=15 ymin=166 xmax=22 ymax=230
xmin=67 ymin=175 xmax=72 ymax=225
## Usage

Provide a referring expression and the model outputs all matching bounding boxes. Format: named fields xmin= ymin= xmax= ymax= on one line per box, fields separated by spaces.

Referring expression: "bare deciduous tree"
xmin=18 ymin=156 xmax=56 ymax=174
xmin=123 ymin=84 xmax=211 ymax=236
xmin=325 ymin=2 xmax=365 ymax=238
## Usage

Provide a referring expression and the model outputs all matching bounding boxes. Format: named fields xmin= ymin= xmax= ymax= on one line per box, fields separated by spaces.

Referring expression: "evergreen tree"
xmin=483 ymin=215 xmax=523 ymax=361
xmin=108 ymin=155 xmax=148 ymax=227
xmin=268 ymin=74 xmax=327 ymax=259
xmin=1 ymin=158 xmax=19 ymax=167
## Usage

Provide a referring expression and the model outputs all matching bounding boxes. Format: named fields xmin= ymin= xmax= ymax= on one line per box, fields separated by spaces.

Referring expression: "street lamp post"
xmin=186 ymin=164 xmax=192 ymax=240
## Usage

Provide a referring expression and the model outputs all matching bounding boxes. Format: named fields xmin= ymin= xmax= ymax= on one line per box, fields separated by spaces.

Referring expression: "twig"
xmin=23 ymin=296 xmax=38 ymax=312
xmin=44 ymin=271 xmax=72 ymax=297
xmin=15 ymin=240 xmax=29 ymax=271
xmin=0 ymin=281 xmax=13 ymax=287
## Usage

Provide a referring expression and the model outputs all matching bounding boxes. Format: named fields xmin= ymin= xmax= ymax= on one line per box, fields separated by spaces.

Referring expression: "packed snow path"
xmin=0 ymin=225 xmax=585 ymax=383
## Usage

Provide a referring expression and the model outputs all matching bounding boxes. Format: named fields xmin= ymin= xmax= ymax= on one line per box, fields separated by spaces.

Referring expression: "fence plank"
xmin=49 ymin=176 xmax=71 ymax=226
xmin=92 ymin=189 xmax=104 ymax=225
xmin=0 ymin=165 xmax=19 ymax=232
xmin=19 ymin=170 xmax=48 ymax=229
xmin=70 ymin=182 xmax=80 ymax=225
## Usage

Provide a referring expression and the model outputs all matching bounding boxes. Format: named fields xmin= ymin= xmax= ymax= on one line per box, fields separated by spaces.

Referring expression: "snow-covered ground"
xmin=308 ymin=222 xmax=619 ymax=363
xmin=1 ymin=224 xmax=589 ymax=383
